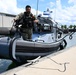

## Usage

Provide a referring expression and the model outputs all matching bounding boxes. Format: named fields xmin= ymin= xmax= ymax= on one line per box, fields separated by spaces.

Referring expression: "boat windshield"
xmin=37 ymin=17 xmax=53 ymax=25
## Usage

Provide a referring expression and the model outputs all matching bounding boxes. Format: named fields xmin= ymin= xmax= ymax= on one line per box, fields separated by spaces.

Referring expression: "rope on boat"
xmin=69 ymin=32 xmax=75 ymax=40
xmin=60 ymin=39 xmax=67 ymax=50
xmin=28 ymin=57 xmax=69 ymax=72
xmin=27 ymin=56 xmax=41 ymax=64
xmin=59 ymin=32 xmax=75 ymax=50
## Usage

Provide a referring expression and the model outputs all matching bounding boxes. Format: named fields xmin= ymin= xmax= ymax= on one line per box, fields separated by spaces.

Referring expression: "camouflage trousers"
xmin=21 ymin=28 xmax=32 ymax=40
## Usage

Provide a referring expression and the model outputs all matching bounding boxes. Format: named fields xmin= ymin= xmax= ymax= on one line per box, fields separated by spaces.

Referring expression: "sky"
xmin=0 ymin=0 xmax=76 ymax=25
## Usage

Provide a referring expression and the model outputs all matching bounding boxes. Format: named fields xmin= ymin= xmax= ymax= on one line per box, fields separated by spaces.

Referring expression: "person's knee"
xmin=28 ymin=34 xmax=32 ymax=39
xmin=22 ymin=33 xmax=28 ymax=40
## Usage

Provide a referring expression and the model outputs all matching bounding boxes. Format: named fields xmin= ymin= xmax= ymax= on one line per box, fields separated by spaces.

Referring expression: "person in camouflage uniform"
xmin=14 ymin=5 xmax=38 ymax=40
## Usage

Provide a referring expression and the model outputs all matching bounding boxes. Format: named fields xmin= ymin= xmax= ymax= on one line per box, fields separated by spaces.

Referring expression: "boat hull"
xmin=0 ymin=33 xmax=66 ymax=63
xmin=15 ymin=40 xmax=61 ymax=62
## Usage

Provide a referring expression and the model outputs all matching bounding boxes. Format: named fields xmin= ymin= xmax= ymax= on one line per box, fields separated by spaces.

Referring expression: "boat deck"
xmin=32 ymin=33 xmax=55 ymax=43
xmin=1 ymin=46 xmax=76 ymax=75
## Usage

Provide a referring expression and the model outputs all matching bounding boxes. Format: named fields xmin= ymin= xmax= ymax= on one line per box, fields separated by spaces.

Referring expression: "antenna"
xmin=54 ymin=0 xmax=57 ymax=21
xmin=36 ymin=0 xmax=39 ymax=17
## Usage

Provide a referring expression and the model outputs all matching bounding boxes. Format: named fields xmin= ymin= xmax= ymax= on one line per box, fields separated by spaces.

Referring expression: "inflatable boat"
xmin=0 ymin=33 xmax=66 ymax=63
xmin=0 ymin=17 xmax=67 ymax=63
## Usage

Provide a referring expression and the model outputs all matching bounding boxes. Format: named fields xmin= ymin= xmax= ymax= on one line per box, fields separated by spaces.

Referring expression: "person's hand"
xmin=13 ymin=19 xmax=16 ymax=22
xmin=34 ymin=20 xmax=39 ymax=23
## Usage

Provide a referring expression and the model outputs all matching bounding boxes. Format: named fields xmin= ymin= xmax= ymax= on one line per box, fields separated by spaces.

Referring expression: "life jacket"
xmin=22 ymin=12 xmax=35 ymax=28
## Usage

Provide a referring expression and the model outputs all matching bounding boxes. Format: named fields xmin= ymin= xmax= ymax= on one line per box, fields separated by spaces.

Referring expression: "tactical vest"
xmin=22 ymin=12 xmax=34 ymax=28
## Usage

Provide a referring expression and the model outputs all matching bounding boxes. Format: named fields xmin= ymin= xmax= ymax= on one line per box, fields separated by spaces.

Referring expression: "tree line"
xmin=61 ymin=25 xmax=76 ymax=29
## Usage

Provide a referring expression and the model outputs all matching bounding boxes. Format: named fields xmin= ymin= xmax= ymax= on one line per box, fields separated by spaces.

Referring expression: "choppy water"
xmin=0 ymin=33 xmax=76 ymax=74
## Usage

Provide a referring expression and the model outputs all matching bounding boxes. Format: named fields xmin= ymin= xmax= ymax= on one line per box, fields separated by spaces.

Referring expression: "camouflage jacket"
xmin=15 ymin=12 xmax=36 ymax=26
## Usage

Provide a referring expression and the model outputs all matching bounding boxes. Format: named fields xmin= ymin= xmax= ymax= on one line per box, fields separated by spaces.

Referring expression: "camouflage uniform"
xmin=21 ymin=28 xmax=32 ymax=40
xmin=15 ymin=12 xmax=35 ymax=40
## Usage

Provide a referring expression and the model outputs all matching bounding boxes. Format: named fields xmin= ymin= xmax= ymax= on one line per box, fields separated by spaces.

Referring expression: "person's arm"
xmin=34 ymin=20 xmax=39 ymax=23
xmin=14 ymin=13 xmax=24 ymax=22
xmin=31 ymin=14 xmax=39 ymax=23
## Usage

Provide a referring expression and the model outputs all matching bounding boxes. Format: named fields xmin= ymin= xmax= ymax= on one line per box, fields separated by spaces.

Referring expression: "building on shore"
xmin=0 ymin=12 xmax=16 ymax=27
